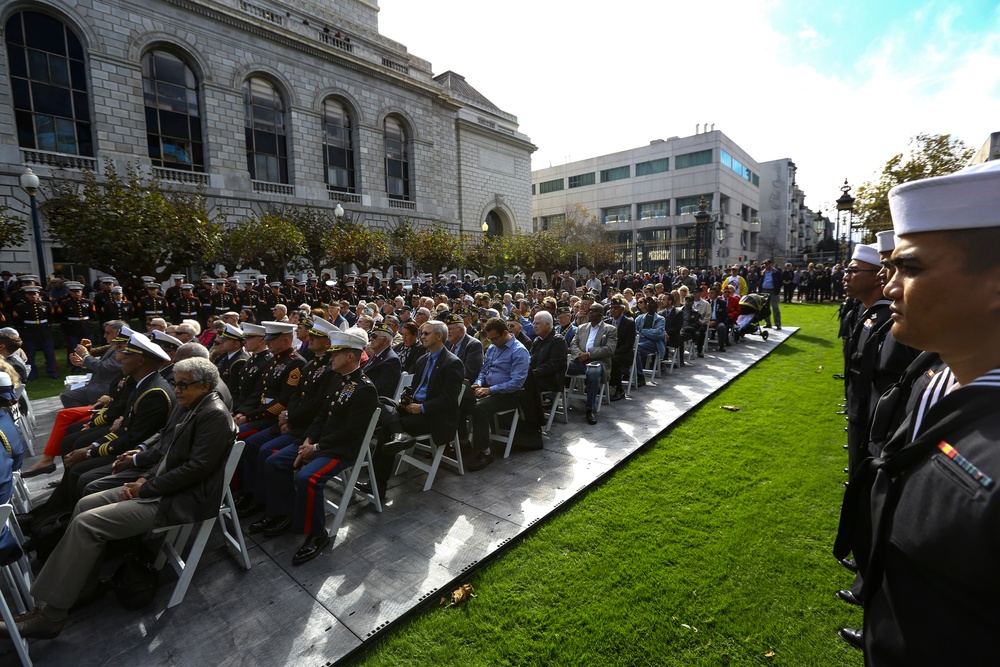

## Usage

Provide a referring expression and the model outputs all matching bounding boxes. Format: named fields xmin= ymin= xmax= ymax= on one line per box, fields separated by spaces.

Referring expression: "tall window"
xmin=5 ymin=11 xmax=93 ymax=156
xmin=142 ymin=50 xmax=202 ymax=171
xmin=322 ymin=98 xmax=355 ymax=192
xmin=384 ymin=116 xmax=409 ymax=199
xmin=243 ymin=77 xmax=287 ymax=183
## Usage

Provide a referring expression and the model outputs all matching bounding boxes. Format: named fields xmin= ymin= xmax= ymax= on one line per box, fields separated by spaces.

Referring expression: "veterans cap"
xmin=557 ymin=306 xmax=572 ymax=315
xmin=308 ymin=317 xmax=336 ymax=338
xmin=122 ymin=332 xmax=170 ymax=361
xmin=221 ymin=323 xmax=245 ymax=341
xmin=370 ymin=321 xmax=393 ymax=338
xmin=486 ymin=308 xmax=500 ymax=318
xmin=851 ymin=243 xmax=880 ymax=267
xmin=507 ymin=311 xmax=522 ymax=323
xmin=151 ymin=330 xmax=183 ymax=350
xmin=875 ymin=230 xmax=898 ymax=254
xmin=261 ymin=321 xmax=295 ymax=340
xmin=440 ymin=312 xmax=463 ymax=325
xmin=889 ymin=159 xmax=1000 ymax=236
xmin=329 ymin=328 xmax=368 ymax=351
xmin=241 ymin=323 xmax=266 ymax=338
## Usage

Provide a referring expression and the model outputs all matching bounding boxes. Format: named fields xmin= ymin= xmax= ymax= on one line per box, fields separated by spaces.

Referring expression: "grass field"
xmin=349 ymin=303 xmax=864 ymax=667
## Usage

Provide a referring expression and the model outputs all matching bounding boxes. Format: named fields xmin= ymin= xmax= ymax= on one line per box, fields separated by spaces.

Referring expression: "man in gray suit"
xmin=567 ymin=303 xmax=617 ymax=425
xmin=59 ymin=320 xmax=126 ymax=408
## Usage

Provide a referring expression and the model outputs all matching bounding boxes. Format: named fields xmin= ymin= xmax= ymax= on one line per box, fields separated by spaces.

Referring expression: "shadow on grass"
xmin=791 ymin=334 xmax=835 ymax=348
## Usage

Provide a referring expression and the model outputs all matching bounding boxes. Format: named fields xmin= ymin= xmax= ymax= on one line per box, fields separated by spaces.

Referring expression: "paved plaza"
xmin=4 ymin=329 xmax=794 ymax=666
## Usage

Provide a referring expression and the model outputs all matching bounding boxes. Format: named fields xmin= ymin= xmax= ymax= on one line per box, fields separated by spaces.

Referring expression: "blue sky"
xmin=379 ymin=0 xmax=1000 ymax=214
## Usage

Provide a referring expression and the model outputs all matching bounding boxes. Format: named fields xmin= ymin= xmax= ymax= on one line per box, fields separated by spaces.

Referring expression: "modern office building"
xmin=0 ymin=0 xmax=535 ymax=276
xmin=531 ymin=129 xmax=765 ymax=272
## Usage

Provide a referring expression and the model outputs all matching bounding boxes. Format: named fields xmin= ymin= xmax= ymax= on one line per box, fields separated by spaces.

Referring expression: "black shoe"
xmin=837 ymin=589 xmax=862 ymax=607
xmin=236 ymin=501 xmax=265 ymax=519
xmin=761 ymin=331 xmax=769 ymax=340
xmin=837 ymin=627 xmax=863 ymax=651
xmin=249 ymin=516 xmax=279 ymax=534
xmin=47 ymin=479 xmax=61 ymax=489
xmin=21 ymin=463 xmax=56 ymax=478
xmin=15 ymin=513 xmax=33 ymax=534
xmin=466 ymin=452 xmax=493 ymax=472
xmin=386 ymin=432 xmax=416 ymax=449
xmin=263 ymin=515 xmax=292 ymax=538
xmin=697 ymin=353 xmax=704 ymax=358
xmin=637 ymin=377 xmax=646 ymax=387
xmin=585 ymin=410 xmax=597 ymax=425
xmin=609 ymin=389 xmax=625 ymax=402
xmin=292 ymin=532 xmax=330 ymax=565
xmin=356 ymin=480 xmax=387 ymax=500
xmin=839 ymin=558 xmax=858 ymax=573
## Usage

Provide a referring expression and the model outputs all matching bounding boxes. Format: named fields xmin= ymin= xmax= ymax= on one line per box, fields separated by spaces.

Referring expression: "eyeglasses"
xmin=844 ymin=268 xmax=879 ymax=275
xmin=169 ymin=380 xmax=197 ymax=390
xmin=419 ymin=331 xmax=434 ymax=337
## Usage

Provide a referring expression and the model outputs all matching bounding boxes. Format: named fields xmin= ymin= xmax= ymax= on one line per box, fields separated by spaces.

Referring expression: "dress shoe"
xmin=609 ymin=389 xmax=625 ymax=402
xmin=837 ymin=627 xmax=863 ymax=651
xmin=837 ymin=589 xmax=862 ymax=607
xmin=839 ymin=557 xmax=858 ymax=573
xmin=0 ymin=608 xmax=65 ymax=639
xmin=15 ymin=513 xmax=34 ymax=534
xmin=262 ymin=515 xmax=292 ymax=537
xmin=466 ymin=452 xmax=493 ymax=472
xmin=21 ymin=463 xmax=56 ymax=478
xmin=47 ymin=479 xmax=61 ymax=489
xmin=249 ymin=516 xmax=280 ymax=534
xmin=357 ymin=480 xmax=387 ymax=500
xmin=236 ymin=501 xmax=265 ymax=519
xmin=386 ymin=432 xmax=416 ymax=449
xmin=637 ymin=376 xmax=646 ymax=387
xmin=292 ymin=532 xmax=330 ymax=565
xmin=585 ymin=410 xmax=597 ymax=425
xmin=697 ymin=353 xmax=705 ymax=358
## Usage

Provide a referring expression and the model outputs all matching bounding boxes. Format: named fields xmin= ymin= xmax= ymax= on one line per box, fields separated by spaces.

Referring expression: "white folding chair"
xmin=567 ymin=369 xmax=609 ymax=413
xmin=391 ymin=373 xmax=413 ymax=402
xmin=10 ymin=472 xmax=31 ymax=515
xmin=153 ymin=439 xmax=244 ymax=608
xmin=541 ymin=389 xmax=568 ymax=433
xmin=8 ymin=404 xmax=34 ymax=459
xmin=325 ymin=408 xmax=382 ymax=543
xmin=626 ymin=336 xmax=642 ymax=396
xmin=491 ymin=405 xmax=522 ymax=459
xmin=1 ymin=509 xmax=34 ymax=617
xmin=215 ymin=441 xmax=251 ymax=571
xmin=395 ymin=386 xmax=465 ymax=490
xmin=0 ymin=504 xmax=32 ymax=666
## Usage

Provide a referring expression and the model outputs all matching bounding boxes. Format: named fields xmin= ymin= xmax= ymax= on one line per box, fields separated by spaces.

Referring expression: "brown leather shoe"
xmin=0 ymin=608 xmax=65 ymax=639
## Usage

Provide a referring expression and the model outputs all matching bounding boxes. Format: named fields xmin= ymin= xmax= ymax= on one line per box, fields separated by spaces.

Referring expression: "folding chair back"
xmin=325 ymin=407 xmax=382 ymax=543
xmin=0 ymin=504 xmax=32 ymax=666
xmin=392 ymin=373 xmax=414 ymax=402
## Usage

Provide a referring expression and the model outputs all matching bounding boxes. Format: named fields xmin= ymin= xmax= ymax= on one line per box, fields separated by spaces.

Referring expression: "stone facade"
xmin=0 ymin=0 xmax=534 ymax=276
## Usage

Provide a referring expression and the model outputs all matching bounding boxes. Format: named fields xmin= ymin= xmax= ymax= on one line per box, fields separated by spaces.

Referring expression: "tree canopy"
xmin=0 ymin=206 xmax=27 ymax=254
xmin=219 ymin=209 xmax=306 ymax=279
xmin=854 ymin=133 xmax=974 ymax=240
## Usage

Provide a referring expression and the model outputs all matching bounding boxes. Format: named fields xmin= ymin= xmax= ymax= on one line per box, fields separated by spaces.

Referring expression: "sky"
xmin=378 ymin=0 xmax=1000 ymax=217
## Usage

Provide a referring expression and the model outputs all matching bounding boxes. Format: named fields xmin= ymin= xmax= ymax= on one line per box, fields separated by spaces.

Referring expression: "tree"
xmin=855 ymin=133 xmax=974 ymax=240
xmin=0 ymin=206 xmax=26 ymax=253
xmin=324 ymin=221 xmax=389 ymax=274
xmin=406 ymin=224 xmax=462 ymax=276
xmin=219 ymin=209 xmax=306 ymax=279
xmin=42 ymin=161 xmax=223 ymax=281
xmin=284 ymin=205 xmax=337 ymax=275
xmin=547 ymin=204 xmax=617 ymax=272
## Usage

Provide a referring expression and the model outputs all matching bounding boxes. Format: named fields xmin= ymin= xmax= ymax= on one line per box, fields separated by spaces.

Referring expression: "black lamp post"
xmin=19 ymin=168 xmax=46 ymax=288
xmin=835 ymin=180 xmax=855 ymax=266
xmin=694 ymin=196 xmax=711 ymax=270
xmin=812 ymin=213 xmax=826 ymax=256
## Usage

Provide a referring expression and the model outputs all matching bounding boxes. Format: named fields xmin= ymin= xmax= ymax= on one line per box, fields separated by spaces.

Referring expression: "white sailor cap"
xmin=269 ymin=282 xmax=281 ymax=288
xmin=308 ymin=316 xmax=336 ymax=338
xmin=151 ymin=330 xmax=183 ymax=350
xmin=181 ymin=283 xmax=194 ymax=290
xmin=241 ymin=323 xmax=266 ymax=338
xmin=329 ymin=327 xmax=368 ymax=351
xmin=261 ymin=321 xmax=295 ymax=340
xmin=122 ymin=333 xmax=170 ymax=361
xmin=875 ymin=230 xmax=898 ymax=254
xmin=851 ymin=243 xmax=881 ymax=267
xmin=889 ymin=160 xmax=1000 ymax=236
xmin=220 ymin=323 xmax=245 ymax=341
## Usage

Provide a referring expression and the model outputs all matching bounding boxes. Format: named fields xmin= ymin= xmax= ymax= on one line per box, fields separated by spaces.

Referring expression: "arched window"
xmin=384 ymin=116 xmax=409 ymax=200
xmin=322 ymin=98 xmax=355 ymax=192
xmin=243 ymin=76 xmax=287 ymax=183
xmin=4 ymin=11 xmax=93 ymax=156
xmin=142 ymin=50 xmax=203 ymax=171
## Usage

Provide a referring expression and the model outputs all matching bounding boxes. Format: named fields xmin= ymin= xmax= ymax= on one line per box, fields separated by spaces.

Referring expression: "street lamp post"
xmin=19 ymin=168 xmax=46 ymax=288
xmin=812 ymin=213 xmax=826 ymax=260
xmin=835 ymin=180 xmax=855 ymax=267
xmin=693 ymin=196 xmax=711 ymax=270
xmin=714 ymin=215 xmax=727 ymax=266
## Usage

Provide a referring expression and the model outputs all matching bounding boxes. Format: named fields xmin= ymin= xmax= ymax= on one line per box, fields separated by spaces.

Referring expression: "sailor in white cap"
xmin=235 ymin=316 xmax=339 ymax=531
xmin=835 ymin=160 xmax=1000 ymax=661
xmin=252 ymin=326 xmax=376 ymax=565
xmin=231 ymin=321 xmax=304 ymax=437
xmin=215 ymin=323 xmax=249 ymax=395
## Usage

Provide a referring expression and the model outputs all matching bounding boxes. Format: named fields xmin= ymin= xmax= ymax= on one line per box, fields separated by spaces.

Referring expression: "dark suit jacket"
xmin=450 ymin=333 xmax=484 ymax=383
xmin=611 ymin=314 xmax=636 ymax=362
xmin=95 ymin=372 xmax=175 ymax=458
xmin=139 ymin=391 xmax=238 ymax=527
xmin=362 ymin=347 xmax=402 ymax=397
xmin=529 ymin=332 xmax=568 ymax=392
xmin=402 ymin=349 xmax=464 ymax=444
xmin=660 ymin=308 xmax=684 ymax=346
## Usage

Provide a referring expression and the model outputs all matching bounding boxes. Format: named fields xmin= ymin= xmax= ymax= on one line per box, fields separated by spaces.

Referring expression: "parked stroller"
xmin=734 ymin=293 xmax=771 ymax=342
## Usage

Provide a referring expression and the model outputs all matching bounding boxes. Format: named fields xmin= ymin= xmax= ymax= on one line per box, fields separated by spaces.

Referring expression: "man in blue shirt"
xmin=467 ymin=317 xmax=530 ymax=471
xmin=759 ymin=258 xmax=782 ymax=329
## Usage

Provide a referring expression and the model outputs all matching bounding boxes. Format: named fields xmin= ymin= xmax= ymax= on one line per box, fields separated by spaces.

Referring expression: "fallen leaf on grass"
xmin=442 ymin=584 xmax=477 ymax=608
xmin=815 ymin=365 xmax=824 ymax=373
xmin=765 ymin=650 xmax=775 ymax=658
xmin=721 ymin=405 xmax=740 ymax=412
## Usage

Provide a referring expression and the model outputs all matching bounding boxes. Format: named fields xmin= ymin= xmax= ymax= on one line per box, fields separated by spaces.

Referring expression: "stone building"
xmin=0 ymin=0 xmax=534 ymax=276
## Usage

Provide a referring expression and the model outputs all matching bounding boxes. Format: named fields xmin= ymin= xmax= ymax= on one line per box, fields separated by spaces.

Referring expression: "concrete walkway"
xmin=8 ymin=328 xmax=796 ymax=666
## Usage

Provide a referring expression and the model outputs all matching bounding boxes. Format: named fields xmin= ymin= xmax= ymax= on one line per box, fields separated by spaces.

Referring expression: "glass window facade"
xmin=143 ymin=50 xmax=203 ymax=171
xmin=384 ymin=116 xmax=409 ymax=199
xmin=638 ymin=201 xmax=670 ymax=219
xmin=720 ymin=149 xmax=759 ymax=187
xmin=635 ymin=158 xmax=668 ymax=176
xmin=674 ymin=149 xmax=712 ymax=169
xmin=243 ymin=77 xmax=288 ymax=183
xmin=538 ymin=178 xmax=564 ymax=194
xmin=600 ymin=165 xmax=630 ymax=182
xmin=322 ymin=98 xmax=355 ymax=192
xmin=602 ymin=205 xmax=631 ymax=223
xmin=675 ymin=195 xmax=711 ymax=215
xmin=5 ymin=11 xmax=93 ymax=156
xmin=568 ymin=172 xmax=595 ymax=188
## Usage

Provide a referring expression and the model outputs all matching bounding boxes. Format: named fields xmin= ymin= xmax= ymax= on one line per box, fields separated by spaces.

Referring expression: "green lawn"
xmin=350 ymin=303 xmax=863 ymax=667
